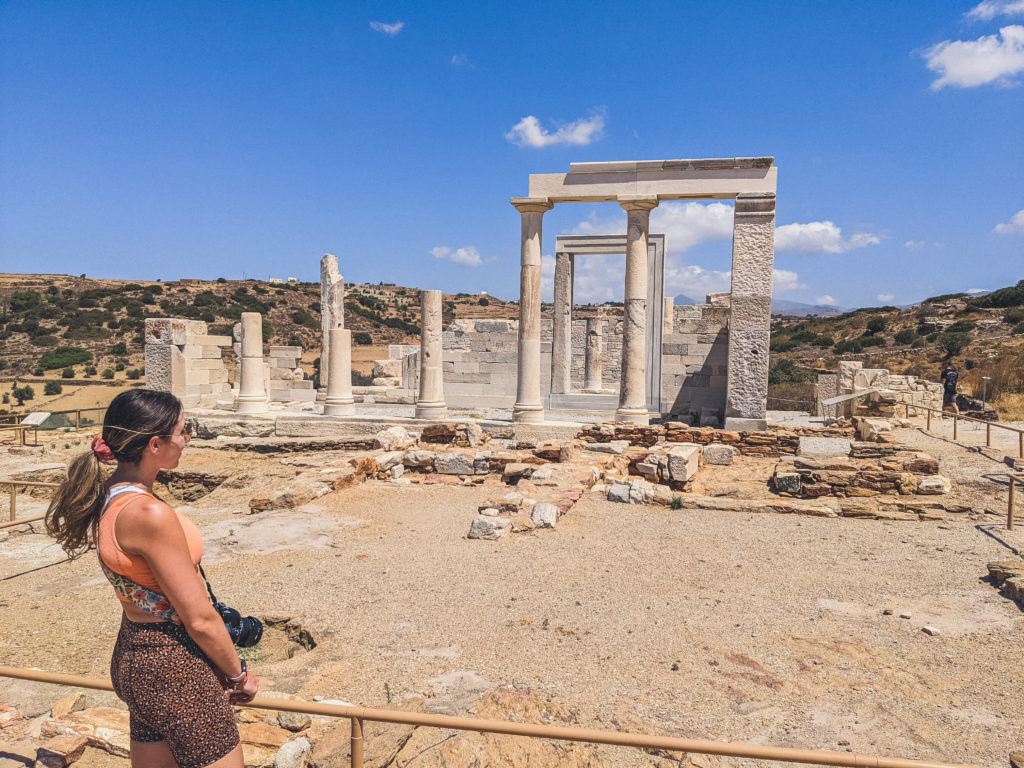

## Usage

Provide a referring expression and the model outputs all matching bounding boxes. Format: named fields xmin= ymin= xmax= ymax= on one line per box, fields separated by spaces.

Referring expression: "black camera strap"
xmin=197 ymin=563 xmax=220 ymax=606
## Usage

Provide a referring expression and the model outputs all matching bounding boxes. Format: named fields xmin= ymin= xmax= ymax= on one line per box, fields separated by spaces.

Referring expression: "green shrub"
xmin=768 ymin=359 xmax=813 ymax=385
xmin=262 ymin=319 xmax=274 ymax=343
xmin=769 ymin=337 xmax=798 ymax=352
xmin=39 ymin=347 xmax=92 ymax=370
xmin=936 ymin=331 xmax=970 ymax=357
xmin=115 ymin=362 xmax=126 ymax=371
xmin=44 ymin=380 xmax=63 ymax=395
xmin=10 ymin=291 xmax=41 ymax=312
xmin=1003 ymin=307 xmax=1024 ymax=324
xmin=866 ymin=317 xmax=886 ymax=334
xmin=926 ymin=332 xmax=940 ymax=343
xmin=61 ymin=367 xmax=74 ymax=378
xmin=894 ymin=329 xmax=917 ymax=345
xmin=85 ymin=365 xmax=97 ymax=376
xmin=967 ymin=279 xmax=1024 ymax=308
xmin=126 ymin=368 xmax=143 ymax=380
xmin=101 ymin=368 xmax=114 ymax=379
xmin=32 ymin=367 xmax=44 ymax=376
xmin=1013 ymin=322 xmax=1024 ymax=335
xmin=834 ymin=339 xmax=864 ymax=355
xmin=478 ymin=296 xmax=490 ymax=306
xmin=353 ymin=332 xmax=372 ymax=345
xmin=859 ymin=335 xmax=885 ymax=347
xmin=30 ymin=334 xmax=59 ymax=347
xmin=290 ymin=309 xmax=319 ymax=330
xmin=911 ymin=338 xmax=925 ymax=348
xmin=12 ymin=385 xmax=34 ymax=405
xmin=111 ymin=341 xmax=127 ymax=355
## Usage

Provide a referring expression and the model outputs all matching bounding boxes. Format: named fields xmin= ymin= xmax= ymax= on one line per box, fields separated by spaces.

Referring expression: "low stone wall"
xmin=661 ymin=303 xmax=730 ymax=422
xmin=771 ymin=452 xmax=950 ymax=499
xmin=576 ymin=422 xmax=855 ymax=457
xmin=267 ymin=345 xmax=315 ymax=403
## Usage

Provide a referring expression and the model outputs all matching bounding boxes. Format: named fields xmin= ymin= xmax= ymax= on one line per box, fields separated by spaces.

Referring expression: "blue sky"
xmin=1 ymin=1 xmax=1022 ymax=308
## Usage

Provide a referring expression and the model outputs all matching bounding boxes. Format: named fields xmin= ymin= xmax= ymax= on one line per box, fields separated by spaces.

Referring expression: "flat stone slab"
xmin=798 ymin=436 xmax=852 ymax=457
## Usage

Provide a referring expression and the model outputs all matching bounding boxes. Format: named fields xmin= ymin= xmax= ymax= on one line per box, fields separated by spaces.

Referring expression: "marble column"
xmin=663 ymin=296 xmax=674 ymax=336
xmin=584 ymin=318 xmax=603 ymax=392
xmin=319 ymin=254 xmax=344 ymax=389
xmin=415 ymin=289 xmax=446 ymax=420
xmin=511 ymin=197 xmax=553 ymax=423
xmin=616 ymin=196 xmax=659 ymax=424
xmin=236 ymin=312 xmax=268 ymax=414
xmin=550 ymin=251 xmax=574 ymax=395
xmin=724 ymin=192 xmax=776 ymax=430
xmin=324 ymin=328 xmax=355 ymax=416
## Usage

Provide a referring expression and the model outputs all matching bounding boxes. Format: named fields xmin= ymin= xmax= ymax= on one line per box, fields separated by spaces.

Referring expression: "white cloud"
xmin=431 ymin=245 xmax=483 ymax=268
xmin=994 ymin=208 xmax=1024 ymax=233
xmin=665 ymin=262 xmax=732 ymax=301
xmin=567 ymin=202 xmax=734 ymax=254
xmin=966 ymin=1 xmax=1024 ymax=21
xmin=923 ymin=25 xmax=1024 ymax=89
xmin=816 ymin=295 xmax=838 ymax=306
xmin=904 ymin=240 xmax=925 ymax=250
xmin=966 ymin=287 xmax=990 ymax=294
xmin=775 ymin=221 xmax=881 ymax=254
xmin=451 ymin=54 xmax=469 ymax=66
xmin=370 ymin=20 xmax=404 ymax=35
xmin=877 ymin=293 xmax=896 ymax=303
xmin=772 ymin=269 xmax=806 ymax=293
xmin=504 ymin=109 xmax=605 ymax=148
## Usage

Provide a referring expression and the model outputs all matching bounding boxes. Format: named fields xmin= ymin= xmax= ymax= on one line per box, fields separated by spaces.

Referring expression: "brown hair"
xmin=46 ymin=389 xmax=182 ymax=558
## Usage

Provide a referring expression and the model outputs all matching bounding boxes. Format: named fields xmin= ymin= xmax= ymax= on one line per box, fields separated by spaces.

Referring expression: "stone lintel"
xmin=571 ymin=158 xmax=774 ymax=174
xmin=527 ymin=166 xmax=777 ymax=203
xmin=734 ymin=192 xmax=777 ymax=214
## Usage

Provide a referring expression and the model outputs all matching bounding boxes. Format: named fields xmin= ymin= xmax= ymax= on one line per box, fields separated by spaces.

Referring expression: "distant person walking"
xmin=940 ymin=362 xmax=960 ymax=415
xmin=46 ymin=390 xmax=259 ymax=768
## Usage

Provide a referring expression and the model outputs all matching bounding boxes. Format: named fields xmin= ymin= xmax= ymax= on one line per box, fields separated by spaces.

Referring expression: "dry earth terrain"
xmin=0 ymin=420 xmax=1022 ymax=767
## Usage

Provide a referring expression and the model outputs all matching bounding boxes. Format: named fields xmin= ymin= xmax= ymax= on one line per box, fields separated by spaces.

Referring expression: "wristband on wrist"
xmin=226 ymin=659 xmax=247 ymax=685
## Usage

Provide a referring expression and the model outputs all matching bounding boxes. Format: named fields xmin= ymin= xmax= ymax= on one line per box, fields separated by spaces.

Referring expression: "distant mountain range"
xmin=674 ymin=293 xmax=848 ymax=317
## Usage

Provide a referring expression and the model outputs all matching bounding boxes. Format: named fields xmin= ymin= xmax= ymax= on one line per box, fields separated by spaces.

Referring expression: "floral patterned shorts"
xmin=110 ymin=615 xmax=239 ymax=768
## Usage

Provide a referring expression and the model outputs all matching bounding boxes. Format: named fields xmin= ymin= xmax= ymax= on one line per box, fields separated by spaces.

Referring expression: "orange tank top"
xmin=96 ymin=486 xmax=203 ymax=595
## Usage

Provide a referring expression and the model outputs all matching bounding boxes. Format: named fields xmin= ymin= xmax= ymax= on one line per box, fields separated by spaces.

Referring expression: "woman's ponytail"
xmin=46 ymin=448 xmax=107 ymax=559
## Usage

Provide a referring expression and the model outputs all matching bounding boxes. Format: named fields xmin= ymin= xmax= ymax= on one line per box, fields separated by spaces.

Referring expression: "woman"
xmin=46 ymin=389 xmax=259 ymax=768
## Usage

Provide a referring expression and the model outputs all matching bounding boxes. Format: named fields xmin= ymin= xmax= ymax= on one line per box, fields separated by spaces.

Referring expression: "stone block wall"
xmin=144 ymin=319 xmax=232 ymax=408
xmin=661 ymin=303 xmax=730 ymax=421
xmin=442 ymin=319 xmax=523 ymax=408
xmin=267 ymin=346 xmax=315 ymax=402
xmin=828 ymin=360 xmax=942 ymax=419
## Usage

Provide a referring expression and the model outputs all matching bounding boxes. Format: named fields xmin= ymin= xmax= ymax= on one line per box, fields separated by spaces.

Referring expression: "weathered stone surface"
xmin=798 ymin=437 xmax=851 ymax=456
xmin=50 ymin=694 xmax=87 ymax=719
xmin=774 ymin=472 xmax=801 ymax=494
xmin=701 ymin=444 xmax=735 ymax=465
xmin=857 ymin=418 xmax=892 ymax=442
xmin=277 ymin=711 xmax=312 ymax=733
xmin=274 ymin=736 xmax=311 ymax=768
xmin=667 ymin=445 xmax=700 ymax=482
xmin=377 ymin=451 xmax=403 ymax=472
xmin=531 ymin=503 xmax=559 ymax=528
xmin=434 ymin=453 xmax=475 ymax=475
xmin=586 ymin=440 xmax=631 ymax=455
xmin=607 ymin=483 xmax=631 ymax=503
xmin=420 ymin=423 xmax=458 ymax=442
xmin=403 ymin=450 xmax=435 ymax=467
xmin=468 ymin=514 xmax=511 ymax=540
xmin=36 ymin=734 xmax=88 ymax=768
xmin=917 ymin=475 xmax=952 ymax=495
xmin=374 ymin=426 xmax=414 ymax=451
xmin=372 ymin=359 xmax=403 ymax=378
xmin=41 ymin=708 xmax=131 ymax=758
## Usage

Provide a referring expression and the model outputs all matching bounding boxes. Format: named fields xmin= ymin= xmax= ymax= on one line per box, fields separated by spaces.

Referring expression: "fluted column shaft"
xmin=415 ymin=289 xmax=446 ymax=420
xmin=551 ymin=252 xmax=574 ymax=395
xmin=324 ymin=328 xmax=355 ymax=416
xmin=236 ymin=312 xmax=268 ymax=414
xmin=319 ymin=254 xmax=344 ymax=389
xmin=511 ymin=197 xmax=553 ymax=423
xmin=616 ymin=196 xmax=658 ymax=424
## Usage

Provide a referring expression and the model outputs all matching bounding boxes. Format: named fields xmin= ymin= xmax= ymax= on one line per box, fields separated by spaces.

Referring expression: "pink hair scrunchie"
xmin=91 ymin=436 xmax=116 ymax=463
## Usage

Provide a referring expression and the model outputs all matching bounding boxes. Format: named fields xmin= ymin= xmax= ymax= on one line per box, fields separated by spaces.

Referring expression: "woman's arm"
xmin=116 ymin=500 xmax=253 ymax=687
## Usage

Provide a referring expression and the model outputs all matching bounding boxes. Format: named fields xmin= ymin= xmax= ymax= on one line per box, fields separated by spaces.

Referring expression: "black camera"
xmin=214 ymin=602 xmax=263 ymax=648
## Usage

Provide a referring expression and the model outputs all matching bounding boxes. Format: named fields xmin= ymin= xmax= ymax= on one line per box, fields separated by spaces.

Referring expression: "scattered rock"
xmin=667 ymin=445 xmax=700 ymax=482
xmin=41 ymin=707 xmax=131 ymax=758
xmin=277 ymin=710 xmax=312 ymax=732
xmin=917 ymin=475 xmax=952 ymax=495
xmin=899 ymin=612 xmax=912 ymax=619
xmin=389 ymin=464 xmax=404 ymax=479
xmin=882 ymin=608 xmax=894 ymax=615
xmin=434 ymin=453 xmax=475 ymax=475
xmin=50 ymin=693 xmax=87 ymax=719
xmin=468 ymin=515 xmax=511 ymax=540
xmin=402 ymin=450 xmax=435 ymax=467
xmin=798 ymin=437 xmax=851 ymax=456
xmin=922 ymin=625 xmax=940 ymax=636
xmin=376 ymin=451 xmax=403 ymax=472
xmin=35 ymin=734 xmax=88 ymax=768
xmin=531 ymin=503 xmax=559 ymax=528
xmin=774 ymin=472 xmax=801 ymax=495
xmin=607 ymin=483 xmax=631 ymax=504
xmin=274 ymin=736 xmax=311 ymax=768
xmin=586 ymin=440 xmax=630 ymax=455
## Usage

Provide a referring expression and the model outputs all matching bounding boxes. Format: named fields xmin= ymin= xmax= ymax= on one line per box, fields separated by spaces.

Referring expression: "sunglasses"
xmin=106 ymin=422 xmax=193 ymax=441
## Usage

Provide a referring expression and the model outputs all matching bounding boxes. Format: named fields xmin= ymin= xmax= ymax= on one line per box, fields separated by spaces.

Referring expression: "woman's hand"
xmin=228 ymin=671 xmax=260 ymax=704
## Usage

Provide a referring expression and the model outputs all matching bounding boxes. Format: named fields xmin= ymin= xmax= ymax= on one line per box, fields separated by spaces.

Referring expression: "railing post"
xmin=75 ymin=410 xmax=80 ymax=432
xmin=350 ymin=716 xmax=363 ymax=768
xmin=1019 ymin=431 xmax=1023 ymax=459
xmin=926 ymin=408 xmax=931 ymax=431
xmin=986 ymin=423 xmax=991 ymax=448
xmin=953 ymin=415 xmax=958 ymax=441
xmin=9 ymin=485 xmax=16 ymax=522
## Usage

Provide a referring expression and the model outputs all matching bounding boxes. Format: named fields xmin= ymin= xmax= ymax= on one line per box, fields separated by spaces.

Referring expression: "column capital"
xmin=511 ymin=197 xmax=553 ymax=213
xmin=618 ymin=195 xmax=659 ymax=212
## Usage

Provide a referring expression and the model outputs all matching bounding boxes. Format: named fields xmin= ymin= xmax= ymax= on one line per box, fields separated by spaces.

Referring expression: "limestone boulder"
xmin=403 ymin=450 xmax=435 ymax=468
xmin=531 ymin=502 xmax=559 ymax=528
xmin=857 ymin=418 xmax=893 ymax=442
xmin=41 ymin=707 xmax=131 ymax=758
xmin=917 ymin=475 xmax=952 ymax=495
xmin=36 ymin=734 xmax=88 ymax=768
xmin=238 ymin=722 xmax=291 ymax=767
xmin=377 ymin=451 xmax=404 ymax=472
xmin=374 ymin=425 xmax=414 ymax=451
xmin=586 ymin=440 xmax=631 ymax=455
xmin=701 ymin=444 xmax=735 ymax=465
xmin=274 ymin=736 xmax=311 ymax=768
xmin=371 ymin=377 xmax=401 ymax=387
xmin=434 ymin=453 xmax=475 ymax=475
xmin=607 ymin=483 xmax=631 ymax=503
xmin=372 ymin=359 xmax=403 ymax=378
xmin=667 ymin=445 xmax=700 ymax=482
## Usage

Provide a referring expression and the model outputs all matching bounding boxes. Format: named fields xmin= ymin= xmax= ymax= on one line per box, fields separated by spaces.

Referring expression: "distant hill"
xmin=673 ymin=293 xmax=701 ymax=306
xmin=771 ymin=299 xmax=849 ymax=317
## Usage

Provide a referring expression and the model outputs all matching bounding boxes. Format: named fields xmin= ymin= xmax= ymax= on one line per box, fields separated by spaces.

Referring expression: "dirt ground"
xmin=1 ymin=421 xmax=1022 ymax=767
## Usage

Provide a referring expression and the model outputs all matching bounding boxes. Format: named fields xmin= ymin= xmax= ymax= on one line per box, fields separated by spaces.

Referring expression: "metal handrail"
xmin=917 ymin=404 xmax=1024 ymax=458
xmin=0 ymin=480 xmax=59 ymax=522
xmin=0 ymin=666 xmax=981 ymax=768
